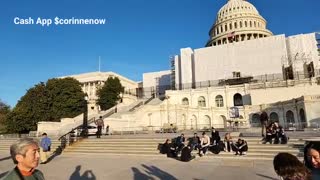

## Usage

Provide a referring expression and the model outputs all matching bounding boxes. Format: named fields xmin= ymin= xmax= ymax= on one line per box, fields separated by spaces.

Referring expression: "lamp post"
xmin=80 ymin=94 xmax=89 ymax=137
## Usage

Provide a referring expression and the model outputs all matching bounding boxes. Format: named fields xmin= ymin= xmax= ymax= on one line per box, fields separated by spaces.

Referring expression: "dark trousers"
xmin=199 ymin=145 xmax=208 ymax=155
xmin=97 ymin=126 xmax=102 ymax=138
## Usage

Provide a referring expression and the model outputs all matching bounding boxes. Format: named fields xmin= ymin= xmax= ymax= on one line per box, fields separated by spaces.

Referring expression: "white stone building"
xmin=142 ymin=70 xmax=171 ymax=98
xmin=38 ymin=0 xmax=320 ymax=136
xmin=60 ymin=71 xmax=139 ymax=114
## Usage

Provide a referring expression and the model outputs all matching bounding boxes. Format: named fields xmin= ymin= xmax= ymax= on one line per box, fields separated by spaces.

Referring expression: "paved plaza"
xmin=0 ymin=152 xmax=279 ymax=180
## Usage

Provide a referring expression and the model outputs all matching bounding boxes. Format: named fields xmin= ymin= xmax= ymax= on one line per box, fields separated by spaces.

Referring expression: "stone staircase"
xmin=0 ymin=138 xmax=61 ymax=155
xmin=62 ymin=135 xmax=305 ymax=160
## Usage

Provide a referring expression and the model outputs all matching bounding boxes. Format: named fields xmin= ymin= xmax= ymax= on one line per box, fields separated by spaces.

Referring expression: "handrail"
xmin=143 ymin=96 xmax=154 ymax=105
xmin=57 ymin=111 xmax=117 ymax=152
xmin=129 ymin=101 xmax=143 ymax=112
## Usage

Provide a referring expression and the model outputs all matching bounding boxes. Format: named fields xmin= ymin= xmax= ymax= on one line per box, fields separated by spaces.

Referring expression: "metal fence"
xmin=123 ymin=73 xmax=317 ymax=99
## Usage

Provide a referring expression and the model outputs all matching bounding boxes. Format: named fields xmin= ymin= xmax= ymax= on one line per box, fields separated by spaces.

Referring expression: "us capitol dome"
xmin=206 ymin=0 xmax=273 ymax=47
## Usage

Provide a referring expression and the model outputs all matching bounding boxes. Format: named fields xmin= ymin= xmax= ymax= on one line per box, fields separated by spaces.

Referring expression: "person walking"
xmin=95 ymin=116 xmax=104 ymax=138
xmin=40 ymin=133 xmax=51 ymax=164
xmin=2 ymin=138 xmax=45 ymax=180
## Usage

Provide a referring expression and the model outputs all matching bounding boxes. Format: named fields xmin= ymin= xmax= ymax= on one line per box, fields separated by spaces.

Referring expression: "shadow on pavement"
xmin=256 ymin=173 xmax=278 ymax=180
xmin=141 ymin=164 xmax=178 ymax=180
xmin=69 ymin=165 xmax=96 ymax=180
xmin=0 ymin=171 xmax=8 ymax=178
xmin=0 ymin=156 xmax=11 ymax=162
xmin=132 ymin=167 xmax=153 ymax=180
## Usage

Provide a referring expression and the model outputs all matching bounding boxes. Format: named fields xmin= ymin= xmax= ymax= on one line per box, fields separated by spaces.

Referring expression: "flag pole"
xmin=99 ymin=56 xmax=101 ymax=72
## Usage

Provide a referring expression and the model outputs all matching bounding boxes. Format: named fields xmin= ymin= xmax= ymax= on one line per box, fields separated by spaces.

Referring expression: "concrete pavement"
xmin=0 ymin=152 xmax=279 ymax=180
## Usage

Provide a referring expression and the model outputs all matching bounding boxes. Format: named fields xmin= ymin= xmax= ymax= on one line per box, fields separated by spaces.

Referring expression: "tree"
xmin=97 ymin=77 xmax=124 ymax=110
xmin=5 ymin=78 xmax=86 ymax=133
xmin=0 ymin=100 xmax=10 ymax=133
xmin=46 ymin=78 xmax=86 ymax=121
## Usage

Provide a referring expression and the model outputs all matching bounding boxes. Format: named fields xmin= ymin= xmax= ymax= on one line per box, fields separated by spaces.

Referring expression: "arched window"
xmin=225 ymin=24 xmax=228 ymax=31
xmin=245 ymin=21 xmax=248 ymax=27
xmin=215 ymin=95 xmax=224 ymax=107
xmin=234 ymin=22 xmax=237 ymax=29
xmin=233 ymin=93 xmax=243 ymax=106
xmin=229 ymin=23 xmax=232 ymax=30
xmin=254 ymin=21 xmax=256 ymax=27
xmin=286 ymin=110 xmax=295 ymax=124
xmin=240 ymin=21 xmax=243 ymax=28
xmin=221 ymin=26 xmax=223 ymax=33
xmin=299 ymin=108 xmax=306 ymax=128
xmin=182 ymin=98 xmax=189 ymax=105
xmin=198 ymin=96 xmax=206 ymax=107
xmin=250 ymin=21 xmax=252 ymax=27
xmin=252 ymin=113 xmax=260 ymax=127
xmin=270 ymin=112 xmax=279 ymax=122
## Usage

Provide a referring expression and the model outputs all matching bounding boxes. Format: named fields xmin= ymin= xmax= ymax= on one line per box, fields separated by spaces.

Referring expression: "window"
xmin=225 ymin=24 xmax=228 ymax=31
xmin=245 ymin=21 xmax=247 ymax=27
xmin=240 ymin=21 xmax=243 ymax=28
xmin=251 ymin=114 xmax=260 ymax=127
xmin=233 ymin=71 xmax=241 ymax=78
xmin=270 ymin=112 xmax=279 ymax=122
xmin=234 ymin=22 xmax=237 ymax=29
xmin=233 ymin=93 xmax=243 ymax=106
xmin=182 ymin=98 xmax=189 ymax=105
xmin=198 ymin=96 xmax=206 ymax=107
xmin=286 ymin=110 xmax=295 ymax=123
xmin=250 ymin=21 xmax=252 ymax=27
xmin=229 ymin=23 xmax=232 ymax=30
xmin=215 ymin=95 xmax=224 ymax=107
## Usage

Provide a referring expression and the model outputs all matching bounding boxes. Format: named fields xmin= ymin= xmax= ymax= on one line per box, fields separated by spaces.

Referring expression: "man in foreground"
xmin=2 ymin=138 xmax=45 ymax=180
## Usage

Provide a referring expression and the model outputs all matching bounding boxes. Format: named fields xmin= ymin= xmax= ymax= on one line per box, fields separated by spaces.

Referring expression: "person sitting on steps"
xmin=224 ymin=133 xmax=233 ymax=152
xmin=199 ymin=132 xmax=210 ymax=157
xmin=232 ymin=138 xmax=248 ymax=155
xmin=211 ymin=127 xmax=221 ymax=145
xmin=190 ymin=133 xmax=200 ymax=151
xmin=180 ymin=143 xmax=195 ymax=162
xmin=174 ymin=134 xmax=185 ymax=155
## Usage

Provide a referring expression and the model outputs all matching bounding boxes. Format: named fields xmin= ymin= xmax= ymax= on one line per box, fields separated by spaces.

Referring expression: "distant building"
xmin=60 ymin=71 xmax=138 ymax=113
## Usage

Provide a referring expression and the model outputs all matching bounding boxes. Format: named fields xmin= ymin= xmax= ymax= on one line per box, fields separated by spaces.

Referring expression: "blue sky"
xmin=0 ymin=0 xmax=319 ymax=107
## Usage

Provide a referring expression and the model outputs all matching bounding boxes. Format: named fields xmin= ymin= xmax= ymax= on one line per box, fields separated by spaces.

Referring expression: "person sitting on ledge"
xmin=232 ymin=138 xmax=248 ymax=156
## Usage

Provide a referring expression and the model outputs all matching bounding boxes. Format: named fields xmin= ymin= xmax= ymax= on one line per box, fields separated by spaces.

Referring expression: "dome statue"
xmin=205 ymin=0 xmax=273 ymax=47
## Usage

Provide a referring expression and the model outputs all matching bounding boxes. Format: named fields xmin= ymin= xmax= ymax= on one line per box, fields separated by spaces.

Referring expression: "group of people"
xmin=260 ymin=111 xmax=289 ymax=145
xmin=223 ymin=132 xmax=248 ymax=155
xmin=160 ymin=127 xmax=249 ymax=162
xmin=273 ymin=141 xmax=320 ymax=180
xmin=263 ymin=121 xmax=289 ymax=144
